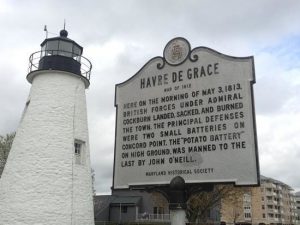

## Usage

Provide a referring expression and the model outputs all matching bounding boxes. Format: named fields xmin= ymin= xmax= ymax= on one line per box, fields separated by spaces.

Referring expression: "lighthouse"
xmin=0 ymin=29 xmax=95 ymax=225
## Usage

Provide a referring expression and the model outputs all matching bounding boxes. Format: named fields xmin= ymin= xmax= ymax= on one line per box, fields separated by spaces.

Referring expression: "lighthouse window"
xmin=74 ymin=142 xmax=81 ymax=155
xmin=58 ymin=41 xmax=73 ymax=57
xmin=45 ymin=40 xmax=59 ymax=55
xmin=74 ymin=140 xmax=85 ymax=165
xmin=73 ymin=45 xmax=82 ymax=57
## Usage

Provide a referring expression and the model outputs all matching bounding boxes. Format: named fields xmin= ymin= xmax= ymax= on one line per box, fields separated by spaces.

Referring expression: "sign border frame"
xmin=112 ymin=37 xmax=260 ymax=190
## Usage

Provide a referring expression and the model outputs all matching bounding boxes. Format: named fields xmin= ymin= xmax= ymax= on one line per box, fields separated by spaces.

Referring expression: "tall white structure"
xmin=0 ymin=29 xmax=95 ymax=225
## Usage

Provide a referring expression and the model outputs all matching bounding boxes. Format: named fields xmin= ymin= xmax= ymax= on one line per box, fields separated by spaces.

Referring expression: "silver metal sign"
xmin=113 ymin=37 xmax=260 ymax=189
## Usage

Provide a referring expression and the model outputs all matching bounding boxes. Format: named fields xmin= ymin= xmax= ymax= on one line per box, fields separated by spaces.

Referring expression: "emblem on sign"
xmin=171 ymin=44 xmax=183 ymax=61
xmin=164 ymin=38 xmax=190 ymax=65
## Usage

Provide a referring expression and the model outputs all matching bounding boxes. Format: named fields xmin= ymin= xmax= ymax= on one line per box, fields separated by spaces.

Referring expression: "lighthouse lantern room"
xmin=28 ymin=28 xmax=91 ymax=87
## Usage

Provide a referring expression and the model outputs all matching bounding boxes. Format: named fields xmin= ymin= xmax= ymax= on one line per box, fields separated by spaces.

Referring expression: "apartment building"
xmin=295 ymin=192 xmax=300 ymax=224
xmin=221 ymin=175 xmax=298 ymax=225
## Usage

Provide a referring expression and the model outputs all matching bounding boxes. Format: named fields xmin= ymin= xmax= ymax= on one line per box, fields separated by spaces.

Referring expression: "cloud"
xmin=257 ymin=113 xmax=300 ymax=190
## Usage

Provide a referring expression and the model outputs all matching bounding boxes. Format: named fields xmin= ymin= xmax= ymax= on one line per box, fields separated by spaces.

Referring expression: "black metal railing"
xmin=28 ymin=50 xmax=92 ymax=80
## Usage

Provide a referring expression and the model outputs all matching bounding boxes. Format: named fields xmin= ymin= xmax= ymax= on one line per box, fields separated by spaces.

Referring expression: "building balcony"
xmin=267 ymin=200 xmax=278 ymax=205
xmin=28 ymin=50 xmax=92 ymax=81
xmin=268 ymin=217 xmax=279 ymax=222
xmin=137 ymin=213 xmax=170 ymax=222
xmin=264 ymin=183 xmax=276 ymax=189
xmin=268 ymin=209 xmax=275 ymax=213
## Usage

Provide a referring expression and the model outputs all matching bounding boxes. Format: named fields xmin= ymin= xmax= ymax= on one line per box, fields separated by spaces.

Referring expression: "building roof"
xmin=260 ymin=175 xmax=293 ymax=190
xmin=110 ymin=196 xmax=142 ymax=206
xmin=94 ymin=195 xmax=115 ymax=215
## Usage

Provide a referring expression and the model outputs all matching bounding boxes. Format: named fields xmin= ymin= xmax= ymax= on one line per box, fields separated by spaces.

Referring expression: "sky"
xmin=0 ymin=0 xmax=300 ymax=194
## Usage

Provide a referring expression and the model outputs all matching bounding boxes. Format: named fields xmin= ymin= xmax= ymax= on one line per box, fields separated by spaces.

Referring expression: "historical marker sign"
xmin=113 ymin=38 xmax=259 ymax=189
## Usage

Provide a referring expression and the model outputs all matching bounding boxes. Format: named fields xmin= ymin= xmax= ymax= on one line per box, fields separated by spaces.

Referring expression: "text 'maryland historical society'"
xmin=114 ymin=38 xmax=259 ymax=189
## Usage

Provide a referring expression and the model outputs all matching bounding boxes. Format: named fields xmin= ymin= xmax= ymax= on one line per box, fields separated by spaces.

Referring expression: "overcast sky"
xmin=0 ymin=0 xmax=300 ymax=194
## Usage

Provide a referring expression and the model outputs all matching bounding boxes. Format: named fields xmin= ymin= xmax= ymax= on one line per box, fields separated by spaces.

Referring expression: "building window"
xmin=153 ymin=206 xmax=164 ymax=219
xmin=121 ymin=206 xmax=128 ymax=213
xmin=159 ymin=207 xmax=164 ymax=215
xmin=262 ymin=205 xmax=265 ymax=210
xmin=75 ymin=142 xmax=81 ymax=155
xmin=74 ymin=140 xmax=85 ymax=165
xmin=262 ymin=197 xmax=264 ymax=201
xmin=243 ymin=193 xmax=251 ymax=203
xmin=153 ymin=207 xmax=164 ymax=215
xmin=245 ymin=213 xmax=251 ymax=219
xmin=244 ymin=206 xmax=251 ymax=210
xmin=263 ymin=213 xmax=265 ymax=218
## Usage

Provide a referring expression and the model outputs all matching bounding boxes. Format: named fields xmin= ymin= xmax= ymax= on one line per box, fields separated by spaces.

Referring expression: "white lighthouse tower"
xmin=0 ymin=29 xmax=95 ymax=225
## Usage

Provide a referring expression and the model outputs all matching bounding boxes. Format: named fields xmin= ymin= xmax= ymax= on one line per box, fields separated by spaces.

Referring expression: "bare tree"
xmin=220 ymin=186 xmax=251 ymax=225
xmin=186 ymin=184 xmax=247 ymax=224
xmin=0 ymin=132 xmax=16 ymax=177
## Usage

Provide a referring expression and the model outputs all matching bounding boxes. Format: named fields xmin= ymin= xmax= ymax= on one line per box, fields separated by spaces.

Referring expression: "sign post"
xmin=113 ymin=37 xmax=260 ymax=224
xmin=169 ymin=176 xmax=187 ymax=225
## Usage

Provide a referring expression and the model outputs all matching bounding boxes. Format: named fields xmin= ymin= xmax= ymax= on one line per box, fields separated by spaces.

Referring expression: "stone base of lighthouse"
xmin=0 ymin=71 xmax=94 ymax=225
